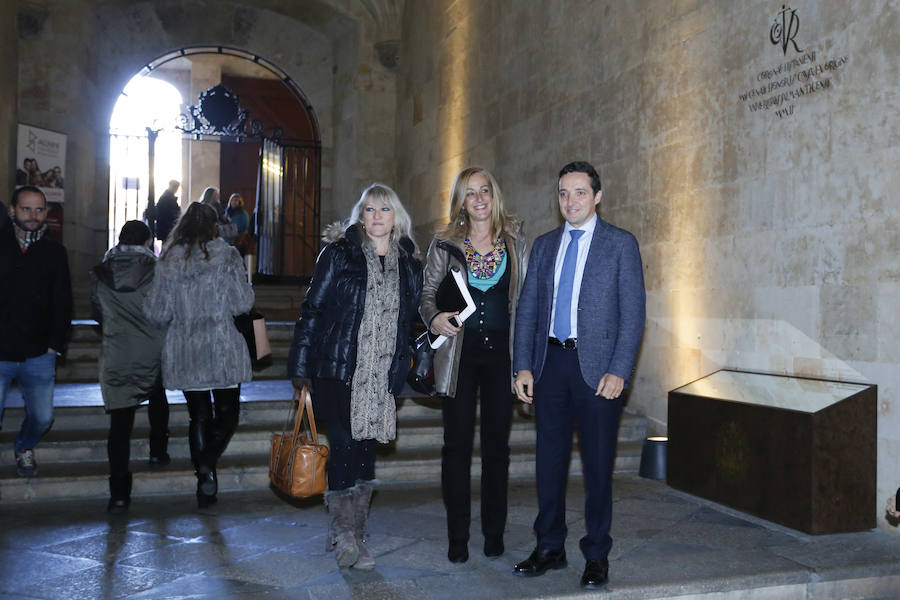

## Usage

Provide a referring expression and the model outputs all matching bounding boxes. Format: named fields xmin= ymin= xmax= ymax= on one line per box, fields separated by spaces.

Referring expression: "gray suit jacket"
xmin=513 ymin=217 xmax=645 ymax=388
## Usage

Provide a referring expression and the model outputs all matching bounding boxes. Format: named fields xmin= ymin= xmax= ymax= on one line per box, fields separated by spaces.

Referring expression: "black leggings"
xmin=183 ymin=386 xmax=241 ymax=471
xmin=107 ymin=383 xmax=169 ymax=476
xmin=312 ymin=377 xmax=375 ymax=491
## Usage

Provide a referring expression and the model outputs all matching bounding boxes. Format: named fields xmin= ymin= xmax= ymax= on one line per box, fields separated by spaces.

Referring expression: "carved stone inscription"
xmin=738 ymin=5 xmax=849 ymax=119
xmin=738 ymin=52 xmax=849 ymax=119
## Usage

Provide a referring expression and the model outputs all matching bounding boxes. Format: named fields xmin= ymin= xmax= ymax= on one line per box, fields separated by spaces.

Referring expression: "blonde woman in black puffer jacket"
xmin=287 ymin=183 xmax=422 ymax=571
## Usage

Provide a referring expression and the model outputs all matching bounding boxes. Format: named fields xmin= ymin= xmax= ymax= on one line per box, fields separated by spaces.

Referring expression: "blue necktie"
xmin=554 ymin=229 xmax=585 ymax=341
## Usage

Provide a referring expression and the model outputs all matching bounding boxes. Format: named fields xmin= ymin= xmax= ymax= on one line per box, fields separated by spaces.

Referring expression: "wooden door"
xmin=219 ymin=74 xmax=320 ymax=278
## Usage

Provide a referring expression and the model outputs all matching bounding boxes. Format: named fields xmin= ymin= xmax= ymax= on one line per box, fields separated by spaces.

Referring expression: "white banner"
xmin=16 ymin=123 xmax=67 ymax=203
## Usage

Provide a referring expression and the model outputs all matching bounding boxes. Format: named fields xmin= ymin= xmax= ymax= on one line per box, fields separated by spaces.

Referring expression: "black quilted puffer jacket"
xmin=287 ymin=223 xmax=423 ymax=393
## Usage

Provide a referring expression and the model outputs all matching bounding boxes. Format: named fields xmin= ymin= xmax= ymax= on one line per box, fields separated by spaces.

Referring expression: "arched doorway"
xmin=108 ymin=77 xmax=182 ymax=250
xmin=108 ymin=46 xmax=322 ymax=280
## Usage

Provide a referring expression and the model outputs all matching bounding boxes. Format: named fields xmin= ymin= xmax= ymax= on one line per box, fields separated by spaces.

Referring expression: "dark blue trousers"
xmin=533 ymin=343 xmax=622 ymax=560
xmin=313 ymin=377 xmax=375 ymax=491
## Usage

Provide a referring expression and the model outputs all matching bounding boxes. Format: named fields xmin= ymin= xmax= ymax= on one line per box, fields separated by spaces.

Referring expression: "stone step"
xmin=0 ymin=413 xmax=647 ymax=463
xmin=65 ymin=341 xmax=294 ymax=361
xmin=68 ymin=321 xmax=296 ymax=343
xmin=55 ymin=361 xmax=292 ymax=383
xmin=0 ymin=395 xmax=543 ymax=430
xmin=60 ymin=322 xmax=297 ymax=382
xmin=0 ymin=441 xmax=644 ymax=502
xmin=72 ymin=284 xmax=308 ymax=321
xmin=0 ymin=396 xmax=645 ymax=431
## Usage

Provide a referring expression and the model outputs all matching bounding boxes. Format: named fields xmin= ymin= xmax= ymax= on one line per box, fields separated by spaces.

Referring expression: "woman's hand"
xmin=430 ymin=311 xmax=462 ymax=336
xmin=292 ymin=377 xmax=313 ymax=393
xmin=887 ymin=494 xmax=900 ymax=519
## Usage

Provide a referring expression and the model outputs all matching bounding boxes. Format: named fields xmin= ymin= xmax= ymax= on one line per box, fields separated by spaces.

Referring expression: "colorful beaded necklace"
xmin=463 ymin=237 xmax=506 ymax=279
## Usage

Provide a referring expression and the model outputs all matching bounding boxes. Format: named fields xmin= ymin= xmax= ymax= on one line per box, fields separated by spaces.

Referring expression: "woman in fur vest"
xmin=144 ymin=202 xmax=254 ymax=508
xmin=419 ymin=167 xmax=527 ymax=563
xmin=287 ymin=183 xmax=423 ymax=570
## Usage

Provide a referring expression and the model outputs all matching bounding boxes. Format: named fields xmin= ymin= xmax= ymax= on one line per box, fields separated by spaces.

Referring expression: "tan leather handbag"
xmin=269 ymin=386 xmax=329 ymax=498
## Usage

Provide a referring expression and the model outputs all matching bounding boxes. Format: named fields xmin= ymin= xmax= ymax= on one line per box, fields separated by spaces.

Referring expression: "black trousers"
xmin=533 ymin=344 xmax=622 ymax=560
xmin=183 ymin=386 xmax=241 ymax=471
xmin=313 ymin=377 xmax=375 ymax=491
xmin=107 ymin=382 xmax=169 ymax=476
xmin=442 ymin=331 xmax=513 ymax=544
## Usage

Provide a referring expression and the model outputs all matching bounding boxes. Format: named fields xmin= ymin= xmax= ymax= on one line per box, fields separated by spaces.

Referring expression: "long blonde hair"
xmin=348 ymin=183 xmax=418 ymax=253
xmin=438 ymin=167 xmax=518 ymax=241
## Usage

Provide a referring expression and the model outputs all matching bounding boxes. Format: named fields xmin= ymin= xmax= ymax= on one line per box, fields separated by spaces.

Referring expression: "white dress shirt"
xmin=549 ymin=214 xmax=597 ymax=340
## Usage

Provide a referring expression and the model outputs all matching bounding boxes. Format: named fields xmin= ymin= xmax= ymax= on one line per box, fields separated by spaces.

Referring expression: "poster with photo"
xmin=15 ymin=123 xmax=66 ymax=204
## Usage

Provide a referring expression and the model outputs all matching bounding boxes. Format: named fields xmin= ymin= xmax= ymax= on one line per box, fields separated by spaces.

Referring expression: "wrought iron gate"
xmin=255 ymin=140 xmax=321 ymax=278
xmin=107 ymin=133 xmax=150 ymax=249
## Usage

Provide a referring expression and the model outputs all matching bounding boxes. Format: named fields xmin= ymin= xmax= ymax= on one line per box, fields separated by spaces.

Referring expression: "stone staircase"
xmin=7 ymin=280 xmax=650 ymax=502
xmin=0 ymin=383 xmax=648 ymax=502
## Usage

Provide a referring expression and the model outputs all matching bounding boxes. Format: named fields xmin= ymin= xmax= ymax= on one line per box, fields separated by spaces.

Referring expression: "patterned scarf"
xmin=350 ymin=241 xmax=400 ymax=442
xmin=13 ymin=223 xmax=47 ymax=251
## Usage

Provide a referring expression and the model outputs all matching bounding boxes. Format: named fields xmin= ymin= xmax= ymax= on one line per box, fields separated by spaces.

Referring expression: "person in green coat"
xmin=90 ymin=221 xmax=169 ymax=513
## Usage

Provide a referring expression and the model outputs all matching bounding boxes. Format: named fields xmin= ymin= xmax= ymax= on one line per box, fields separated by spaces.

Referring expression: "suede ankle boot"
xmin=350 ymin=481 xmax=376 ymax=570
xmin=325 ymin=489 xmax=359 ymax=568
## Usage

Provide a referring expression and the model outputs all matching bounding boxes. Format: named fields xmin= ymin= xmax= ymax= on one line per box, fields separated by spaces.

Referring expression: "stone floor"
xmin=2 ymin=475 xmax=900 ymax=599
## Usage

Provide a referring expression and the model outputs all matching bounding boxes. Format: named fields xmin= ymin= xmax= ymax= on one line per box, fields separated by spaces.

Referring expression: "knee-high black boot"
xmin=208 ymin=393 xmax=240 ymax=464
xmin=190 ymin=419 xmax=217 ymax=503
xmin=185 ymin=390 xmax=218 ymax=507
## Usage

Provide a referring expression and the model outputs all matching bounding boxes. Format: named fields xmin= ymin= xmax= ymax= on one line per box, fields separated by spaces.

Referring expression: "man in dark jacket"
xmin=91 ymin=220 xmax=169 ymax=512
xmin=0 ymin=186 xmax=73 ymax=477
xmin=0 ymin=199 xmax=9 ymax=231
xmin=154 ymin=180 xmax=181 ymax=243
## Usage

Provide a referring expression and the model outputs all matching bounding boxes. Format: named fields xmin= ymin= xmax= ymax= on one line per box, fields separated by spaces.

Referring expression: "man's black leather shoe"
xmin=581 ymin=558 xmax=609 ymax=589
xmin=512 ymin=547 xmax=567 ymax=577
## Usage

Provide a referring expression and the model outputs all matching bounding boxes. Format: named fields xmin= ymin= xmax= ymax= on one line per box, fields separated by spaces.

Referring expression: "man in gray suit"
xmin=512 ymin=161 xmax=645 ymax=589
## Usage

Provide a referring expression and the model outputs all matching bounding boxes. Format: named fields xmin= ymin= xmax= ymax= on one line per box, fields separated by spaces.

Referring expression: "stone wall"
xmin=396 ymin=0 xmax=900 ymax=529
xmin=11 ymin=0 xmax=398 ymax=284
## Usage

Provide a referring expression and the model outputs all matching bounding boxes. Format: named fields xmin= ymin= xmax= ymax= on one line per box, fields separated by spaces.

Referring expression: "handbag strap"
xmin=273 ymin=386 xmax=319 ymax=479
xmin=295 ymin=385 xmax=319 ymax=444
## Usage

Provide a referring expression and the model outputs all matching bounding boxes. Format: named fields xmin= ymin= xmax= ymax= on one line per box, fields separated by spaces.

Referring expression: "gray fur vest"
xmin=143 ymin=238 xmax=255 ymax=390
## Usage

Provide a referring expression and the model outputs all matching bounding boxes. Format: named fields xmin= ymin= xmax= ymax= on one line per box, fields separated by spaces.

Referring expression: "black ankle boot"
xmin=196 ymin=466 xmax=217 ymax=497
xmin=196 ymin=490 xmax=218 ymax=509
xmin=448 ymin=540 xmax=469 ymax=563
xmin=107 ymin=473 xmax=132 ymax=514
xmin=484 ymin=535 xmax=504 ymax=557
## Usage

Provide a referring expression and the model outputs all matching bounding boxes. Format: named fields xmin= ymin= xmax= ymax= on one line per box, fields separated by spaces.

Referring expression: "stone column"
xmin=0 ymin=0 xmax=17 ymax=198
xmin=187 ymin=57 xmax=221 ymax=204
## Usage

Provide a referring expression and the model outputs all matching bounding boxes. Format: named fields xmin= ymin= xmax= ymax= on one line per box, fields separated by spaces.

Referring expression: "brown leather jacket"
xmin=419 ymin=223 xmax=527 ymax=397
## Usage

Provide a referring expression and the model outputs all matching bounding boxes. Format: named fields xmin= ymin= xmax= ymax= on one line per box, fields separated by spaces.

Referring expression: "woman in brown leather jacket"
xmin=419 ymin=167 xmax=527 ymax=563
